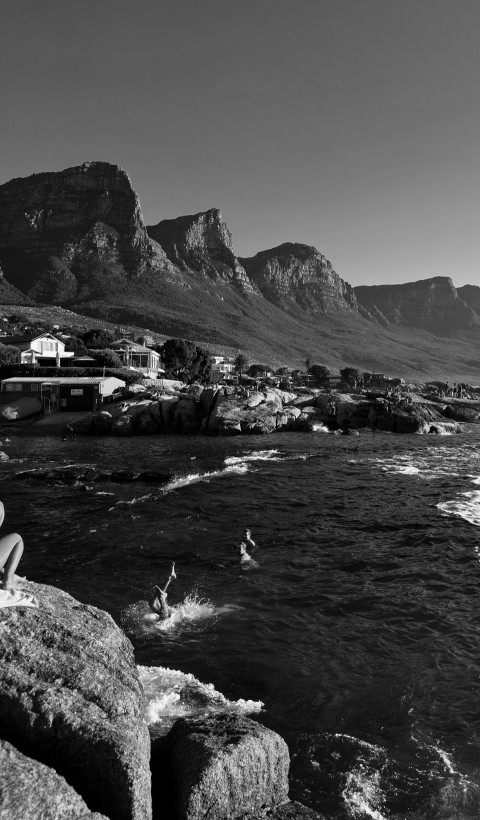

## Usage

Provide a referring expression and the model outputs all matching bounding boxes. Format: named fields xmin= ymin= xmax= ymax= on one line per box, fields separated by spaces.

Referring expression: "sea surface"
xmin=2 ymin=427 xmax=480 ymax=819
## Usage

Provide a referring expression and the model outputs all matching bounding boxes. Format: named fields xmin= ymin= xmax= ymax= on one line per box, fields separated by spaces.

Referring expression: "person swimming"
xmin=148 ymin=562 xmax=177 ymax=620
xmin=238 ymin=542 xmax=253 ymax=563
xmin=243 ymin=529 xmax=256 ymax=551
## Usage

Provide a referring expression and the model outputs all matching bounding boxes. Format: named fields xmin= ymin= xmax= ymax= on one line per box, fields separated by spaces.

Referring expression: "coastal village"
xmin=0 ymin=320 xmax=479 ymax=439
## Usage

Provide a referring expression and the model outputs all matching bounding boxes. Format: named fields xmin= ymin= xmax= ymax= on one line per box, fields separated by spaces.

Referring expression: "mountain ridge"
xmin=0 ymin=161 xmax=479 ymax=380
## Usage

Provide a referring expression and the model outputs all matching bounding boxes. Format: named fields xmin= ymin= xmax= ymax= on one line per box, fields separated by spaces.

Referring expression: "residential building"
xmin=0 ymin=333 xmax=75 ymax=366
xmin=0 ymin=376 xmax=125 ymax=412
xmin=111 ymin=339 xmax=163 ymax=379
xmin=211 ymin=356 xmax=235 ymax=375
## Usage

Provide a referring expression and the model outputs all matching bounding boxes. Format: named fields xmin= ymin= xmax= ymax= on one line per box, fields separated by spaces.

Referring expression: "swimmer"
xmin=243 ymin=529 xmax=256 ymax=550
xmin=148 ymin=562 xmax=177 ymax=620
xmin=238 ymin=542 xmax=253 ymax=563
xmin=0 ymin=501 xmax=24 ymax=592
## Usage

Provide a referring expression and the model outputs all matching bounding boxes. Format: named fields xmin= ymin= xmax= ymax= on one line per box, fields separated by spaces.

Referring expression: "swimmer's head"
xmin=238 ymin=542 xmax=248 ymax=556
xmin=243 ymin=529 xmax=251 ymax=538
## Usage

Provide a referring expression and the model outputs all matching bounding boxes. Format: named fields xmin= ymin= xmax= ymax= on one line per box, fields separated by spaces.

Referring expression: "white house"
xmin=111 ymin=339 xmax=164 ymax=379
xmin=0 ymin=333 xmax=75 ymax=366
xmin=211 ymin=356 xmax=235 ymax=375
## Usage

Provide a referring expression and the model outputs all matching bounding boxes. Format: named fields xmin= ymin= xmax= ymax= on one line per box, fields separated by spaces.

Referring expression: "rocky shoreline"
xmin=0 ymin=580 xmax=325 ymax=820
xmin=65 ymin=385 xmax=478 ymax=438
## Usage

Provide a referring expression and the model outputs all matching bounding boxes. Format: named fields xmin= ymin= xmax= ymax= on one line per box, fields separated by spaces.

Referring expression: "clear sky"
xmin=2 ymin=0 xmax=479 ymax=287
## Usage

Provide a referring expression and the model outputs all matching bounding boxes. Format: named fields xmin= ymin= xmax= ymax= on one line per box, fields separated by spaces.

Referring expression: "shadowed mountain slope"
xmin=355 ymin=277 xmax=480 ymax=336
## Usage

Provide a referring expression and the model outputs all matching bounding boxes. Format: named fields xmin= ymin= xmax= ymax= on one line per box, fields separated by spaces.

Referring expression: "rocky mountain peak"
xmin=0 ymin=161 xmax=170 ymax=301
xmin=147 ymin=209 xmax=258 ymax=293
xmin=239 ymin=242 xmax=359 ymax=313
xmin=355 ymin=276 xmax=479 ymax=336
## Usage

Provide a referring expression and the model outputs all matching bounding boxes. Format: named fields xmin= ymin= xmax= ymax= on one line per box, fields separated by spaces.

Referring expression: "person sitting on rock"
xmin=149 ymin=562 xmax=176 ymax=620
xmin=0 ymin=501 xmax=24 ymax=593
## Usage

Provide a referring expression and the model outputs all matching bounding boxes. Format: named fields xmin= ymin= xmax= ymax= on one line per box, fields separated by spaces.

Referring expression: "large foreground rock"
xmin=245 ymin=802 xmax=327 ymax=819
xmin=153 ymin=714 xmax=290 ymax=820
xmin=0 ymin=396 xmax=42 ymax=420
xmin=0 ymin=581 xmax=151 ymax=820
xmin=0 ymin=738 xmax=107 ymax=820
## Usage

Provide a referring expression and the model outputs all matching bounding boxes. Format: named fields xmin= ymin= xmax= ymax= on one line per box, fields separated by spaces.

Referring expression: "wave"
xmin=410 ymin=734 xmax=480 ymax=819
xmin=109 ymin=493 xmax=153 ymax=510
xmin=138 ymin=664 xmax=263 ymax=738
xmin=438 ymin=489 xmax=480 ymax=528
xmin=162 ymin=463 xmax=249 ymax=493
xmin=224 ymin=449 xmax=282 ymax=465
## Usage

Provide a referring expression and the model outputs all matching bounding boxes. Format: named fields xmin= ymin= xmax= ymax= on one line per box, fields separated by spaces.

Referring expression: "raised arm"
xmin=0 ymin=501 xmax=4 ymax=528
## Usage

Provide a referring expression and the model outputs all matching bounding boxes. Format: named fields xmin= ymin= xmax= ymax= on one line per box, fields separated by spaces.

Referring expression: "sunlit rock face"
xmin=147 ymin=207 xmax=258 ymax=293
xmin=0 ymin=161 xmax=170 ymax=301
xmin=355 ymin=277 xmax=480 ymax=336
xmin=239 ymin=242 xmax=359 ymax=313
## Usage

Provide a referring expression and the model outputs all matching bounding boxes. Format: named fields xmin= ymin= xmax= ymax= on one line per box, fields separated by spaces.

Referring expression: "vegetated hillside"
xmin=1 ymin=161 xmax=480 ymax=381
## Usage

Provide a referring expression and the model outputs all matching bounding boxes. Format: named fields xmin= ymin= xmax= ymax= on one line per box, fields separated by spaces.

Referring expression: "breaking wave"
xmin=138 ymin=664 xmax=264 ymax=738
xmin=162 ymin=463 xmax=249 ymax=493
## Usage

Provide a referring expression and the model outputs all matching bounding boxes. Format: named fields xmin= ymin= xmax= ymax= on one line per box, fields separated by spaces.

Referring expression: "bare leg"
xmin=161 ymin=562 xmax=176 ymax=593
xmin=150 ymin=586 xmax=170 ymax=619
xmin=0 ymin=533 xmax=24 ymax=591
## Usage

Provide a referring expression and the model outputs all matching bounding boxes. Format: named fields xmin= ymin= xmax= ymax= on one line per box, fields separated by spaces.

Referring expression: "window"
xmin=71 ymin=388 xmax=84 ymax=395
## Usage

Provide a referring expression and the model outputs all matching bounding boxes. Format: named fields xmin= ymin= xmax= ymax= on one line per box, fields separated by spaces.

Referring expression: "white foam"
xmin=162 ymin=464 xmax=249 ymax=493
xmin=310 ymin=422 xmax=330 ymax=433
xmin=342 ymin=768 xmax=387 ymax=820
xmin=438 ymin=487 xmax=480 ymax=528
xmin=109 ymin=493 xmax=152 ymax=510
xmin=224 ymin=449 xmax=281 ymax=465
xmin=330 ymin=734 xmax=387 ymax=820
xmin=138 ymin=664 xmax=263 ymax=736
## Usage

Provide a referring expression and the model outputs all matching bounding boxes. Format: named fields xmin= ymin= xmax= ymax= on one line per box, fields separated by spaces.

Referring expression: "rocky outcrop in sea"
xmin=0 ymin=581 xmax=325 ymax=819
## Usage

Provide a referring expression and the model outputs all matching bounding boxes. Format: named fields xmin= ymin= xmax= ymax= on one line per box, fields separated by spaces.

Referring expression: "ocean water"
xmin=3 ymin=428 xmax=480 ymax=819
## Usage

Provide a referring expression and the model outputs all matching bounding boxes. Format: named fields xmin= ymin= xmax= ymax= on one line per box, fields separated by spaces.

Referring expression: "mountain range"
xmin=0 ymin=161 xmax=479 ymax=381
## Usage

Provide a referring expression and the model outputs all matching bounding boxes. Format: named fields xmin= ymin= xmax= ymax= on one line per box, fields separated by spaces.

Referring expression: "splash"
xmin=310 ymin=422 xmax=330 ymax=433
xmin=138 ymin=664 xmax=263 ymax=737
xmin=155 ymin=593 xmax=216 ymax=631
xmin=327 ymin=734 xmax=388 ymax=820
xmin=342 ymin=767 xmax=387 ymax=820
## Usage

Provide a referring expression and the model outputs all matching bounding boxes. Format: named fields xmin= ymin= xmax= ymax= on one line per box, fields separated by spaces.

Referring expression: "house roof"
xmin=112 ymin=339 xmax=159 ymax=353
xmin=1 ymin=377 xmax=121 ymax=385
xmin=0 ymin=332 xmax=61 ymax=344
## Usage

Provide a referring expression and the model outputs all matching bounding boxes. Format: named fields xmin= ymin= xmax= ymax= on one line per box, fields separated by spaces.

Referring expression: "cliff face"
xmin=458 ymin=285 xmax=480 ymax=317
xmin=0 ymin=162 xmax=170 ymax=303
xmin=355 ymin=277 xmax=480 ymax=336
xmin=147 ymin=208 xmax=258 ymax=293
xmin=240 ymin=243 xmax=359 ymax=313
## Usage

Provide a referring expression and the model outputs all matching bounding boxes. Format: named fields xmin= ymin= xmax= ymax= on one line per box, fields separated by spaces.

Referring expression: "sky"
xmin=1 ymin=0 xmax=479 ymax=288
